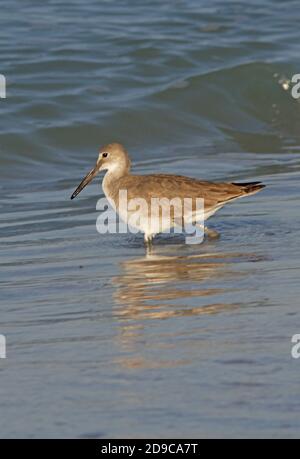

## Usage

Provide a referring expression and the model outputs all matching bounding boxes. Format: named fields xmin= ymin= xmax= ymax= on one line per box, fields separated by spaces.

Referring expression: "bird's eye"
xmin=102 ymin=152 xmax=109 ymax=158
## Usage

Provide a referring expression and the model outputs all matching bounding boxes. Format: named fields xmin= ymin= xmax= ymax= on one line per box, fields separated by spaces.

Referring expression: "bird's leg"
xmin=205 ymin=226 xmax=220 ymax=239
xmin=196 ymin=224 xmax=220 ymax=239
xmin=144 ymin=234 xmax=153 ymax=250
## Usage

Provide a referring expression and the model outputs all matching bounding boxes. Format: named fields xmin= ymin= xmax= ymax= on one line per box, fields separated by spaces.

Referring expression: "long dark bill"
xmin=71 ymin=164 xmax=100 ymax=200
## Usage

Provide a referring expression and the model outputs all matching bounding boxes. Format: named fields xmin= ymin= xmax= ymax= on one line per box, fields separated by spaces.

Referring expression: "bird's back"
xmin=111 ymin=173 xmax=265 ymax=211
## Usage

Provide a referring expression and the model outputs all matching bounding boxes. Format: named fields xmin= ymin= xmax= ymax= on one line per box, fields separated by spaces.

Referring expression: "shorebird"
xmin=71 ymin=143 xmax=265 ymax=246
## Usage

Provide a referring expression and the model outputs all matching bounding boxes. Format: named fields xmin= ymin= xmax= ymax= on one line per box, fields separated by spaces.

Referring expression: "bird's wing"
xmin=122 ymin=174 xmax=247 ymax=210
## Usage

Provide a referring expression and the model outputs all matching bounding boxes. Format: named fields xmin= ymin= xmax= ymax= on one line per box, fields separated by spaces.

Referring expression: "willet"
xmin=71 ymin=143 xmax=265 ymax=246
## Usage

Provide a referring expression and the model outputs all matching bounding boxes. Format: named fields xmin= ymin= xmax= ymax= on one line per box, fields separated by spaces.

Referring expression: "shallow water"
xmin=1 ymin=0 xmax=300 ymax=439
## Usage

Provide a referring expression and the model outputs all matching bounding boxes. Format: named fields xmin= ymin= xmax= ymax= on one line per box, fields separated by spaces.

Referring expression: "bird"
xmin=71 ymin=143 xmax=265 ymax=246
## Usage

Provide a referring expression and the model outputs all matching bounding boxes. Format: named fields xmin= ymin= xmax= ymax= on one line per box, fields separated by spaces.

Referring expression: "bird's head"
xmin=71 ymin=143 xmax=130 ymax=200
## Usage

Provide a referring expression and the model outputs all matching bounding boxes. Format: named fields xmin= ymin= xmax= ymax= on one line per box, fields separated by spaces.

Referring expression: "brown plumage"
xmin=109 ymin=174 xmax=265 ymax=210
xmin=71 ymin=143 xmax=265 ymax=245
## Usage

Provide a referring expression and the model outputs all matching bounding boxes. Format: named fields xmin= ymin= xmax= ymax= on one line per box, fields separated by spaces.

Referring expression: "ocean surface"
xmin=1 ymin=0 xmax=300 ymax=439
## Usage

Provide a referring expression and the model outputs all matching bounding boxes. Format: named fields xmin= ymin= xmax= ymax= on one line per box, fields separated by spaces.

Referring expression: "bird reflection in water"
xmin=111 ymin=245 xmax=256 ymax=369
xmin=113 ymin=247 xmax=246 ymax=320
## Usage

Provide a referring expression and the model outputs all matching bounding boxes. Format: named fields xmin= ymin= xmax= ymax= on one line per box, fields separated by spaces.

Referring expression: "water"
xmin=1 ymin=0 xmax=300 ymax=439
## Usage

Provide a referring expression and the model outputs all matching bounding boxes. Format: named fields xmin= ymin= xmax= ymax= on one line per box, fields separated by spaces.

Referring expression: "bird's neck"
xmin=102 ymin=166 xmax=130 ymax=197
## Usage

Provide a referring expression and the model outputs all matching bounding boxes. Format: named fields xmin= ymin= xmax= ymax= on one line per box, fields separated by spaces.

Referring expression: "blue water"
xmin=1 ymin=0 xmax=300 ymax=438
